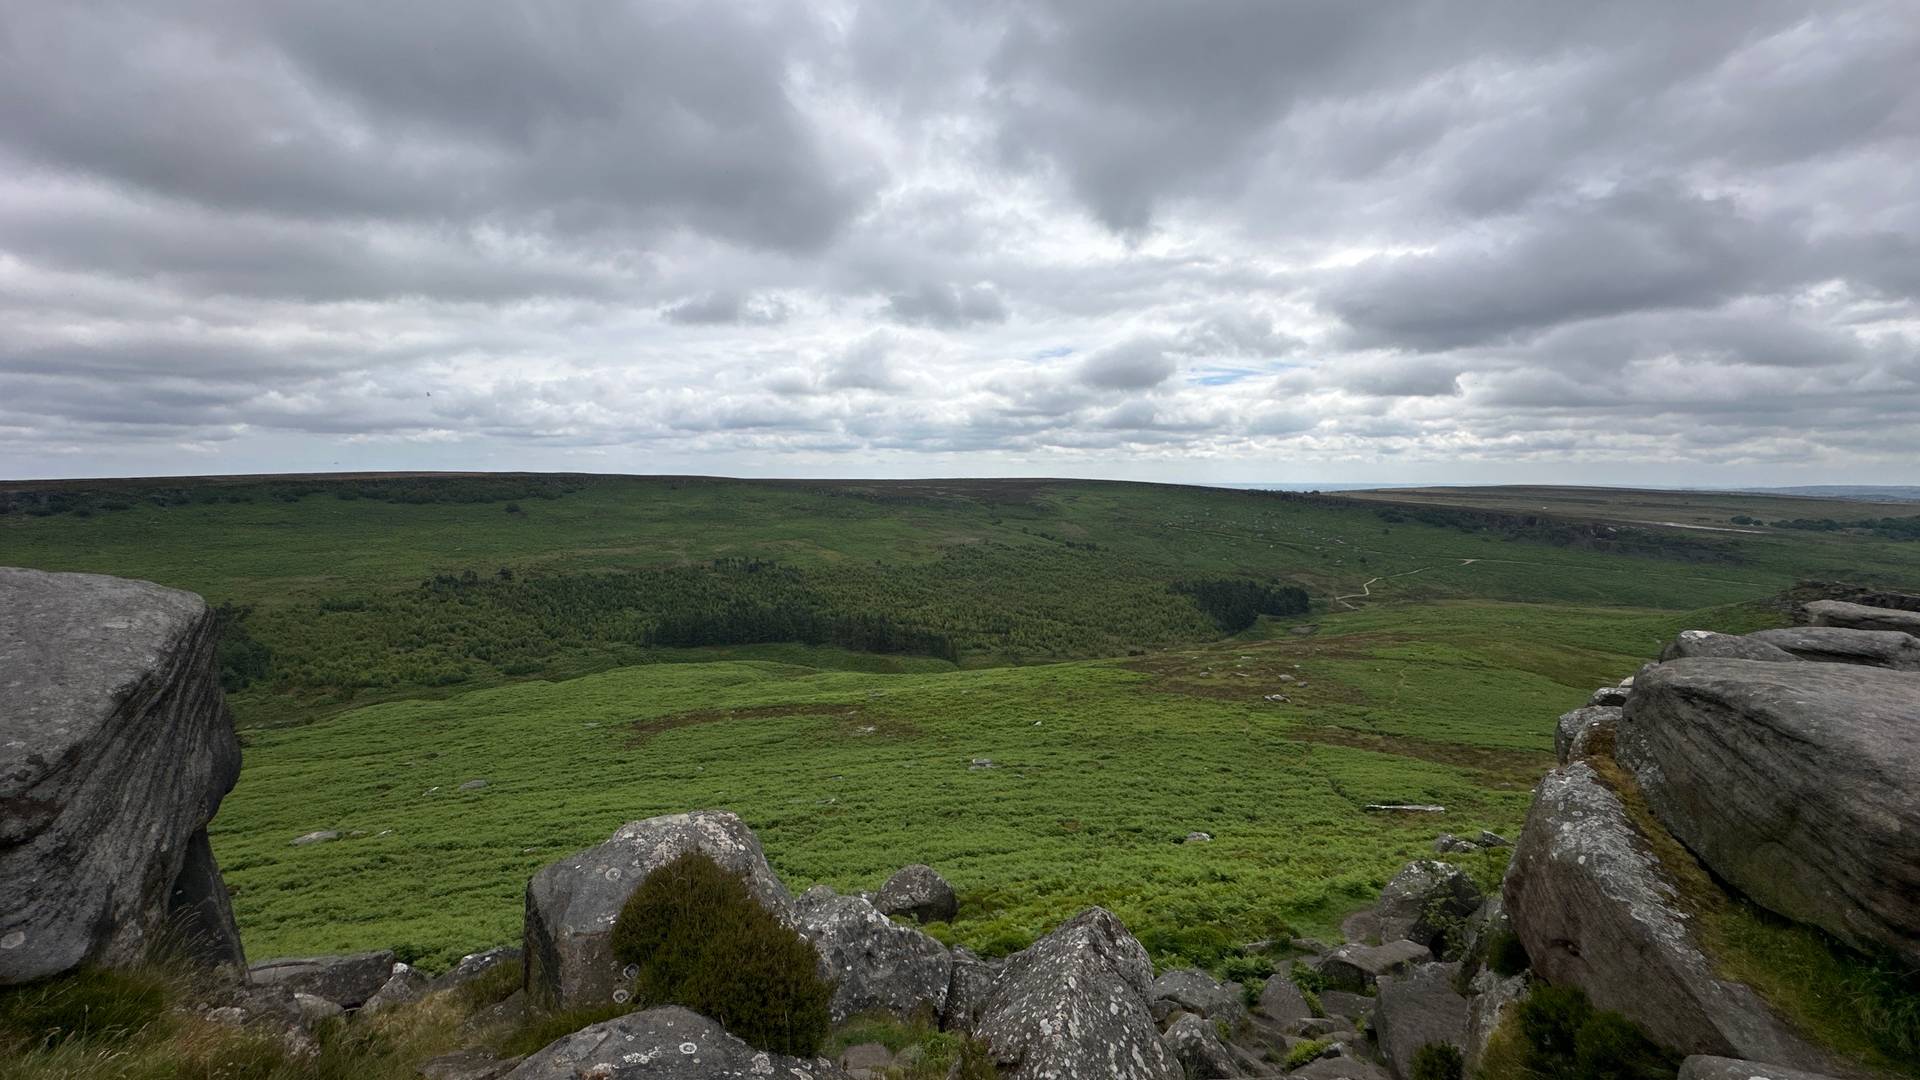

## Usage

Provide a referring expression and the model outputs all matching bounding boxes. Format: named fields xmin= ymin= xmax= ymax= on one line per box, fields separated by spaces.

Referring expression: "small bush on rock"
xmin=1285 ymin=1037 xmax=1332 ymax=1069
xmin=608 ymin=850 xmax=832 ymax=1057
xmin=1514 ymin=985 xmax=1677 ymax=1080
xmin=1411 ymin=1041 xmax=1463 ymax=1080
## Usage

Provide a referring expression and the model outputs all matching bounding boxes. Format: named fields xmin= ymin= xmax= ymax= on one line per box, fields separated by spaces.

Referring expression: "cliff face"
xmin=0 ymin=566 xmax=245 ymax=984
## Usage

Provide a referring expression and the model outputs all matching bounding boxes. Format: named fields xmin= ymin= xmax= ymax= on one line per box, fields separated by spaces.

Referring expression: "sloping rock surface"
xmin=1150 ymin=967 xmax=1247 ymax=1026
xmin=248 ymin=950 xmax=397 ymax=1009
xmin=523 ymin=810 xmax=793 ymax=1009
xmin=976 ymin=906 xmax=1179 ymax=1080
xmin=1659 ymin=630 xmax=1801 ymax=664
xmin=0 ymin=567 xmax=244 ymax=984
xmin=1618 ymin=659 xmax=1920 ymax=966
xmin=1162 ymin=1013 xmax=1239 ymax=1078
xmin=1554 ymin=706 xmax=1619 ymax=764
xmin=501 ymin=1005 xmax=848 ymax=1079
xmin=1744 ymin=626 xmax=1920 ymax=670
xmin=1373 ymin=961 xmax=1467 ymax=1080
xmin=795 ymin=886 xmax=951 ymax=1023
xmin=1503 ymin=762 xmax=1831 ymax=1069
xmin=1677 ymin=1056 xmax=1844 ymax=1080
xmin=1803 ymin=599 xmax=1920 ymax=635
xmin=1313 ymin=940 xmax=1431 ymax=992
xmin=1375 ymin=860 xmax=1481 ymax=954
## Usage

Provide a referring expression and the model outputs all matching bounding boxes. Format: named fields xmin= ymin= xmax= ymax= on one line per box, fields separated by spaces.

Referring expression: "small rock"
xmin=1312 ymin=940 xmax=1431 ymax=992
xmin=1475 ymin=830 xmax=1509 ymax=848
xmin=289 ymin=831 xmax=340 ymax=847
xmin=249 ymin=950 xmax=397 ymax=1010
xmin=1375 ymin=860 xmax=1481 ymax=955
xmin=1184 ymin=831 xmax=1213 ymax=844
xmin=291 ymin=992 xmax=343 ymax=1026
xmin=872 ymin=864 xmax=958 ymax=924
xmin=1256 ymin=974 xmax=1312 ymax=1022
xmin=1150 ymin=968 xmax=1247 ymax=1027
xmin=503 ymin=1006 xmax=844 ymax=1079
xmin=457 ymin=779 xmax=489 ymax=791
xmin=968 ymin=757 xmax=996 ymax=770
xmin=1432 ymin=833 xmax=1478 ymax=854
xmin=1163 ymin=1012 xmax=1239 ymax=1078
xmin=360 ymin=962 xmax=429 ymax=1016
xmin=796 ymin=887 xmax=952 ymax=1023
xmin=428 ymin=945 xmax=521 ymax=994
xmin=1317 ymin=990 xmax=1377 ymax=1024
xmin=1363 ymin=803 xmax=1445 ymax=813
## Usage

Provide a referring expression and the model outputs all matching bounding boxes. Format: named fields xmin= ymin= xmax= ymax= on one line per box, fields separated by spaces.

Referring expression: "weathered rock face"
xmin=1149 ymin=968 xmax=1247 ymax=1027
xmin=522 ymin=810 xmax=794 ymax=1010
xmin=0 ymin=567 xmax=245 ymax=984
xmin=941 ymin=946 xmax=1000 ymax=1033
xmin=248 ymin=950 xmax=398 ymax=1009
xmin=1743 ymin=626 xmax=1920 ymax=670
xmin=1502 ymin=762 xmax=1832 ymax=1069
xmin=871 ymin=863 xmax=958 ymax=924
xmin=1617 ymin=659 xmax=1920 ymax=967
xmin=794 ymin=886 xmax=951 ymax=1024
xmin=1464 ymin=972 xmax=1527 ymax=1074
xmin=360 ymin=962 xmax=430 ymax=1016
xmin=1256 ymin=973 xmax=1312 ymax=1022
xmin=500 ymin=1005 xmax=848 ymax=1079
xmin=1162 ymin=1012 xmax=1239 ymax=1079
xmin=429 ymin=945 xmax=522 ymax=994
xmin=1375 ymin=860 xmax=1481 ymax=955
xmin=1373 ymin=961 xmax=1468 ymax=1080
xmin=1659 ymin=630 xmax=1802 ymax=664
xmin=1802 ymin=599 xmax=1920 ymax=635
xmin=1313 ymin=940 xmax=1432 ymax=992
xmin=975 ymin=907 xmax=1179 ymax=1080
xmin=1554 ymin=705 xmax=1619 ymax=764
xmin=1677 ymin=1056 xmax=1844 ymax=1080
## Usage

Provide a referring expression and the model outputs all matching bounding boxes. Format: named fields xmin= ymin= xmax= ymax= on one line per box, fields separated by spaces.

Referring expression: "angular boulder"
xmin=522 ymin=810 xmax=794 ymax=1010
xmin=1744 ymin=626 xmax=1920 ymax=670
xmin=248 ymin=950 xmax=398 ymax=1009
xmin=976 ymin=907 xmax=1179 ymax=1080
xmin=1150 ymin=967 xmax=1247 ymax=1027
xmin=499 ymin=1004 xmax=847 ymax=1079
xmin=1617 ymin=659 xmax=1920 ymax=967
xmin=1802 ymin=599 xmax=1920 ymax=635
xmin=1658 ymin=630 xmax=1801 ymax=664
xmin=1313 ymin=940 xmax=1431 ymax=992
xmin=1162 ymin=1012 xmax=1239 ymax=1078
xmin=429 ymin=945 xmax=522 ymax=994
xmin=795 ymin=886 xmax=951 ymax=1023
xmin=871 ymin=863 xmax=958 ymax=924
xmin=1554 ymin=705 xmax=1619 ymax=764
xmin=1373 ymin=961 xmax=1468 ymax=1080
xmin=360 ymin=961 xmax=430 ymax=1016
xmin=0 ymin=567 xmax=245 ymax=983
xmin=941 ymin=946 xmax=1000 ymax=1033
xmin=1503 ymin=762 xmax=1832 ymax=1069
xmin=1375 ymin=860 xmax=1481 ymax=955
xmin=1256 ymin=973 xmax=1312 ymax=1022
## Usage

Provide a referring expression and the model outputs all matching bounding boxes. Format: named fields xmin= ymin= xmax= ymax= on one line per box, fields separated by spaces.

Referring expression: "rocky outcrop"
xmin=1802 ymin=599 xmax=1920 ymax=635
xmin=1554 ymin=705 xmax=1619 ymax=764
xmin=871 ymin=864 xmax=958 ymax=924
xmin=975 ymin=907 xmax=1179 ymax=1080
xmin=522 ymin=810 xmax=793 ymax=1010
xmin=1150 ymin=968 xmax=1247 ymax=1027
xmin=1617 ymin=659 xmax=1920 ymax=967
xmin=1374 ymin=860 xmax=1481 ymax=955
xmin=941 ymin=946 xmax=1000 ymax=1033
xmin=1743 ymin=626 xmax=1920 ymax=670
xmin=500 ymin=1005 xmax=848 ymax=1079
xmin=1677 ymin=1056 xmax=1844 ymax=1080
xmin=1162 ymin=1013 xmax=1239 ymax=1078
xmin=1502 ymin=762 xmax=1832 ymax=1069
xmin=1373 ymin=961 xmax=1468 ymax=1080
xmin=794 ymin=886 xmax=951 ymax=1023
xmin=1313 ymin=940 xmax=1431 ymax=992
xmin=0 ymin=567 xmax=245 ymax=984
xmin=1659 ymin=630 xmax=1802 ymax=664
xmin=248 ymin=950 xmax=398 ymax=1009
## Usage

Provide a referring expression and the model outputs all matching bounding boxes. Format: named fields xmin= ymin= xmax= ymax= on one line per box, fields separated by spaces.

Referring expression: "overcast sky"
xmin=3 ymin=1 xmax=1917 ymax=485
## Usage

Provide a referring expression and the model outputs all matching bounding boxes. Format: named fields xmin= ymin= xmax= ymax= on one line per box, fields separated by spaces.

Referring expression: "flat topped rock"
xmin=1659 ymin=629 xmax=1801 ymax=664
xmin=1803 ymin=599 xmax=1920 ymax=635
xmin=1744 ymin=626 xmax=1920 ymax=670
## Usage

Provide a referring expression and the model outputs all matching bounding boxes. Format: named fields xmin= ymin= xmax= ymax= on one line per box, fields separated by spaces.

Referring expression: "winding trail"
xmin=1334 ymin=558 xmax=1479 ymax=609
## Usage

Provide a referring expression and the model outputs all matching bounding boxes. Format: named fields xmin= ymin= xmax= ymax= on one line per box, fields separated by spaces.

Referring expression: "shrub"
xmin=1285 ymin=1037 xmax=1332 ymax=1069
xmin=1487 ymin=929 xmax=1530 ymax=977
xmin=608 ymin=851 xmax=832 ymax=1057
xmin=1513 ymin=985 xmax=1678 ymax=1080
xmin=1411 ymin=1041 xmax=1463 ymax=1080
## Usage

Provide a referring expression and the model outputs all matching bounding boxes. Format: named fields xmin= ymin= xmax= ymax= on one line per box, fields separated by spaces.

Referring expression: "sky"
xmin=2 ymin=1 xmax=1917 ymax=486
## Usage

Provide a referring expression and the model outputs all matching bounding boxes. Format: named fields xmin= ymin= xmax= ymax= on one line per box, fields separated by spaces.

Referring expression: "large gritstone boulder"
xmin=1743 ymin=627 xmax=1920 ymax=670
xmin=1373 ymin=961 xmax=1468 ymax=1080
xmin=795 ymin=886 xmax=951 ymax=1023
xmin=1374 ymin=860 xmax=1481 ymax=955
xmin=1503 ymin=762 xmax=1832 ymax=1069
xmin=1162 ymin=1012 xmax=1239 ymax=1078
xmin=523 ymin=811 xmax=794 ymax=1010
xmin=500 ymin=1005 xmax=848 ymax=1079
xmin=871 ymin=864 xmax=958 ymax=924
xmin=1659 ymin=630 xmax=1802 ymax=664
xmin=1617 ymin=659 xmax=1920 ymax=967
xmin=0 ymin=567 xmax=245 ymax=985
xmin=248 ymin=950 xmax=398 ymax=1009
xmin=975 ymin=907 xmax=1180 ymax=1080
xmin=1802 ymin=599 xmax=1920 ymax=635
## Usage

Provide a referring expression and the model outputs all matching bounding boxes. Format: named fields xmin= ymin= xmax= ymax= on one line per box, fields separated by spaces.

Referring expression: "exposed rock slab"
xmin=522 ymin=810 xmax=793 ymax=1010
xmin=1291 ymin=1056 xmax=1392 ymax=1080
xmin=1618 ymin=658 xmax=1920 ymax=967
xmin=795 ymin=886 xmax=950 ymax=1023
xmin=420 ymin=1048 xmax=524 ymax=1080
xmin=1150 ymin=967 xmax=1247 ymax=1027
xmin=1803 ymin=599 xmax=1920 ymax=635
xmin=1677 ymin=1056 xmax=1844 ymax=1080
xmin=1313 ymin=940 xmax=1431 ymax=992
xmin=500 ymin=1004 xmax=848 ymax=1079
xmin=0 ymin=567 xmax=244 ymax=983
xmin=429 ymin=945 xmax=522 ymax=994
xmin=1503 ymin=761 xmax=1832 ymax=1069
xmin=1256 ymin=973 xmax=1312 ymax=1022
xmin=249 ymin=950 xmax=398 ymax=1009
xmin=1659 ymin=630 xmax=1802 ymax=664
xmin=975 ymin=906 xmax=1179 ymax=1080
xmin=1373 ymin=961 xmax=1468 ymax=1080
xmin=871 ymin=863 xmax=957 ymax=924
xmin=1744 ymin=626 xmax=1920 ymax=670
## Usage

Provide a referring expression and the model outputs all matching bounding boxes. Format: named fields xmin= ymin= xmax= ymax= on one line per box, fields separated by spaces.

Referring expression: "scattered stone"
xmin=1312 ymin=940 xmax=1431 ymax=992
xmin=1677 ymin=1056 xmax=1845 ymax=1080
xmin=1502 ymin=761 xmax=1834 ymax=1068
xmin=419 ymin=1048 xmax=523 ymax=1080
xmin=360 ymin=962 xmax=430 ymax=1016
xmin=1659 ymin=630 xmax=1802 ymax=664
xmin=941 ymin=946 xmax=1000 ymax=1033
xmin=290 ymin=831 xmax=340 ymax=846
xmin=1586 ymin=684 xmax=1632 ymax=707
xmin=975 ymin=907 xmax=1179 ymax=1080
xmin=1163 ymin=1012 xmax=1239 ymax=1078
xmin=795 ymin=886 xmax=951 ymax=1023
xmin=458 ymin=779 xmax=489 ymax=791
xmin=1744 ymin=626 xmax=1920 ymax=670
xmin=1375 ymin=860 xmax=1481 ymax=955
xmin=1363 ymin=804 xmax=1445 ymax=813
xmin=1289 ymin=624 xmax=1319 ymax=636
xmin=1617 ymin=659 xmax=1920 ymax=967
xmin=1265 ymin=693 xmax=1290 ymax=703
xmin=1474 ymin=830 xmax=1509 ymax=848
xmin=1256 ymin=973 xmax=1312 ymax=1022
xmin=1802 ymin=599 xmax=1920 ymax=635
xmin=1184 ymin=831 xmax=1214 ymax=844
xmin=0 ymin=568 xmax=245 ymax=984
xmin=1432 ymin=833 xmax=1477 ymax=854
xmin=428 ymin=945 xmax=522 ymax=994
xmin=522 ymin=810 xmax=794 ymax=1010
xmin=1553 ymin=705 xmax=1619 ymax=764
xmin=292 ymin=992 xmax=344 ymax=1026
xmin=1150 ymin=968 xmax=1247 ymax=1027
xmin=872 ymin=863 xmax=958 ymax=924
xmin=499 ymin=1005 xmax=848 ymax=1079
xmin=249 ymin=950 xmax=398 ymax=1010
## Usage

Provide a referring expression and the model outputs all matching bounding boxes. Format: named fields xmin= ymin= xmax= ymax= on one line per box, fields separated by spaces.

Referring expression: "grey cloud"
xmin=1076 ymin=338 xmax=1177 ymax=390
xmin=883 ymin=283 xmax=1009 ymax=328
xmin=662 ymin=292 xmax=791 ymax=326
